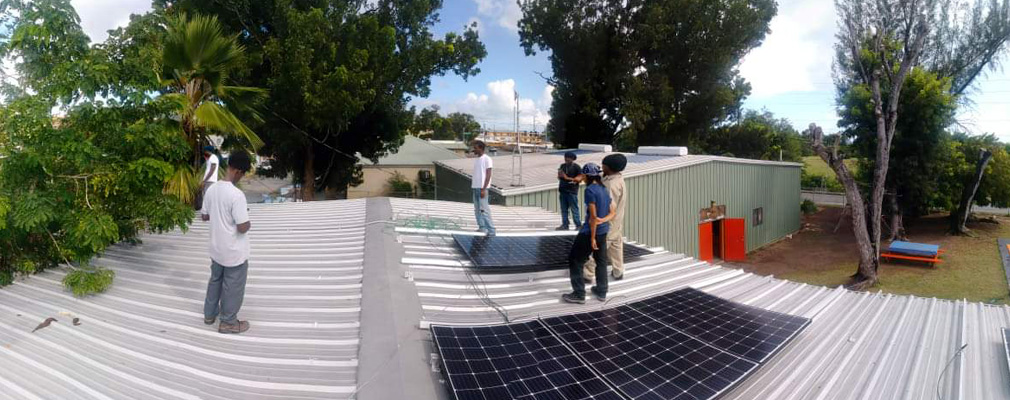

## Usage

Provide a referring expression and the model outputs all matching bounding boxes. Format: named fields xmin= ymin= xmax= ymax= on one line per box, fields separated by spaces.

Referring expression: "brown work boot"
xmin=218 ymin=320 xmax=250 ymax=334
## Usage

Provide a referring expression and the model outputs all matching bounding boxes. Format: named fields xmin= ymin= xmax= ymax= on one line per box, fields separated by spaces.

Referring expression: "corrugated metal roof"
xmin=0 ymin=200 xmax=366 ymax=399
xmin=387 ymin=198 xmax=1010 ymax=400
xmin=360 ymin=136 xmax=462 ymax=167
xmin=3 ymin=197 xmax=1009 ymax=400
xmin=435 ymin=151 xmax=802 ymax=196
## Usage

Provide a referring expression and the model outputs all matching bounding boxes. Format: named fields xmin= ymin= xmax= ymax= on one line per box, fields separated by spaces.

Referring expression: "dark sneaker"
xmin=611 ymin=272 xmax=624 ymax=281
xmin=591 ymin=287 xmax=607 ymax=302
xmin=555 ymin=225 xmax=569 ymax=231
xmin=562 ymin=293 xmax=586 ymax=304
xmin=204 ymin=316 xmax=216 ymax=325
xmin=218 ymin=320 xmax=250 ymax=334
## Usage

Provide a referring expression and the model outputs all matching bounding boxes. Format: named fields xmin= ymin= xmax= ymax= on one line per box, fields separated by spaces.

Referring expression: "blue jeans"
xmin=472 ymin=188 xmax=496 ymax=235
xmin=569 ymin=233 xmax=608 ymax=298
xmin=559 ymin=191 xmax=581 ymax=229
xmin=204 ymin=260 xmax=248 ymax=324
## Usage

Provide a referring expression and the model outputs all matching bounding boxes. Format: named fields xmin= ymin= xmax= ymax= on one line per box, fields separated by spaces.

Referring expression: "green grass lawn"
xmin=802 ymin=155 xmax=859 ymax=177
xmin=778 ymin=218 xmax=1010 ymax=304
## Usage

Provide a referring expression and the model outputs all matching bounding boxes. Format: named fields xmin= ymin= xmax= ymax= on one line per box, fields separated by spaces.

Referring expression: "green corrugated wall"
xmin=437 ymin=161 xmax=801 ymax=257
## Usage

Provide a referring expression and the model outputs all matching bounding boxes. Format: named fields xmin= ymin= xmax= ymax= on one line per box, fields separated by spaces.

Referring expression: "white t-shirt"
xmin=471 ymin=154 xmax=493 ymax=188
xmin=204 ymin=154 xmax=220 ymax=183
xmin=201 ymin=181 xmax=250 ymax=267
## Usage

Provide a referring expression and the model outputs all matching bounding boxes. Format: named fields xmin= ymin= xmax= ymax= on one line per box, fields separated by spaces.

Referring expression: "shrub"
xmin=801 ymin=199 xmax=818 ymax=215
xmin=387 ymin=172 xmax=415 ymax=198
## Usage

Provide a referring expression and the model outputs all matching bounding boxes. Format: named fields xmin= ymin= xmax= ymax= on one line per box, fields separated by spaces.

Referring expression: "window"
xmin=753 ymin=207 xmax=764 ymax=227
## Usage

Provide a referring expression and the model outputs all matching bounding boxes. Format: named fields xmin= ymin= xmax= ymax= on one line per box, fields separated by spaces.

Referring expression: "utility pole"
xmin=510 ymin=90 xmax=524 ymax=187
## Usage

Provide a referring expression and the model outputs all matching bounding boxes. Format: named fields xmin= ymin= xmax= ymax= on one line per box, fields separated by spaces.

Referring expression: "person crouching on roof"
xmin=562 ymin=163 xmax=616 ymax=304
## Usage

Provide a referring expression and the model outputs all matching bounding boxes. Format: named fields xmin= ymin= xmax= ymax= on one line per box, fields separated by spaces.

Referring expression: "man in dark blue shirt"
xmin=562 ymin=163 xmax=616 ymax=304
xmin=556 ymin=151 xmax=582 ymax=230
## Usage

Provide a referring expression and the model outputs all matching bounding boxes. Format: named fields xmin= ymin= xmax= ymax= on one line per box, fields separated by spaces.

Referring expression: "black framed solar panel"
xmin=627 ymin=287 xmax=810 ymax=364
xmin=541 ymin=306 xmax=759 ymax=400
xmin=453 ymin=235 xmax=654 ymax=271
xmin=431 ymin=321 xmax=624 ymax=400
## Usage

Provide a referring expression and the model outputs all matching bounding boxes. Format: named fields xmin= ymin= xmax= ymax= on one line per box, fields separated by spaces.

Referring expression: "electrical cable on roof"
xmin=415 ymin=214 xmax=510 ymax=324
xmin=936 ymin=343 xmax=968 ymax=400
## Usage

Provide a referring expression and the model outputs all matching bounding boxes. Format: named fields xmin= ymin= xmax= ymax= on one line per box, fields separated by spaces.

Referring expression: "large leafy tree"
xmin=0 ymin=0 xmax=193 ymax=294
xmin=156 ymin=0 xmax=487 ymax=200
xmin=518 ymin=0 xmax=775 ymax=148
xmin=838 ymin=68 xmax=958 ymax=237
xmin=833 ymin=0 xmax=1010 ymax=239
xmin=702 ymin=110 xmax=804 ymax=162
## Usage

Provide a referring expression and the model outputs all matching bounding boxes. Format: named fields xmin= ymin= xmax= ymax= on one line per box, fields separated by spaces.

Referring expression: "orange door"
xmin=724 ymin=218 xmax=747 ymax=261
xmin=699 ymin=222 xmax=713 ymax=261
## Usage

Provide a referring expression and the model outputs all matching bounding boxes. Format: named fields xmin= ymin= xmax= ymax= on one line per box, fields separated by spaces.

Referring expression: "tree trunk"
xmin=302 ymin=145 xmax=316 ymax=202
xmin=809 ymin=125 xmax=877 ymax=289
xmin=950 ymin=149 xmax=993 ymax=234
xmin=887 ymin=192 xmax=907 ymax=241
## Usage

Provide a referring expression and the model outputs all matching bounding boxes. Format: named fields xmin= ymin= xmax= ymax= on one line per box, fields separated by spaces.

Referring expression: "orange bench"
xmin=881 ymin=241 xmax=944 ymax=267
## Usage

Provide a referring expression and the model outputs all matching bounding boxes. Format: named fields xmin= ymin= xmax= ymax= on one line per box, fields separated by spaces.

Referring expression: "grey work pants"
xmin=204 ymin=260 xmax=248 ymax=324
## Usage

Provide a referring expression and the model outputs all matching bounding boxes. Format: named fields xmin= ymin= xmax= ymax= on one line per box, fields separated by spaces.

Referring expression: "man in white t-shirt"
xmin=195 ymin=146 xmax=220 ymax=210
xmin=471 ymin=140 xmax=496 ymax=236
xmin=201 ymin=150 xmax=252 ymax=334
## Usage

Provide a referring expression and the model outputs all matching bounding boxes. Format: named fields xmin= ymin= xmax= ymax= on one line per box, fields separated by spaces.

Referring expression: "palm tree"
xmin=159 ymin=13 xmax=265 ymax=204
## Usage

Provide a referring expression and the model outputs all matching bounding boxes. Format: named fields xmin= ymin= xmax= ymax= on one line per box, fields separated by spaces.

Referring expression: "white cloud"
xmin=471 ymin=0 xmax=522 ymax=34
xmin=739 ymin=0 xmax=836 ymax=97
xmin=433 ymin=79 xmax=553 ymax=132
xmin=71 ymin=0 xmax=152 ymax=42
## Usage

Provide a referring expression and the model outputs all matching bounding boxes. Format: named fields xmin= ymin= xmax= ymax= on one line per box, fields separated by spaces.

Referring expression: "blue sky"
xmin=45 ymin=0 xmax=1010 ymax=141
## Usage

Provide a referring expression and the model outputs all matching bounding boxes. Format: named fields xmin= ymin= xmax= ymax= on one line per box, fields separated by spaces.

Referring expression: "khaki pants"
xmin=584 ymin=232 xmax=624 ymax=280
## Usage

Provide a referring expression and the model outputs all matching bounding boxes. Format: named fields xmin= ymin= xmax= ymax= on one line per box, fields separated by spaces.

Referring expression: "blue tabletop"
xmin=888 ymin=241 xmax=940 ymax=257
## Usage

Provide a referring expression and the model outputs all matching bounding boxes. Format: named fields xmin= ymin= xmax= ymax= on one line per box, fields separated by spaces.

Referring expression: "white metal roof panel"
xmin=0 ymin=200 xmax=367 ymax=399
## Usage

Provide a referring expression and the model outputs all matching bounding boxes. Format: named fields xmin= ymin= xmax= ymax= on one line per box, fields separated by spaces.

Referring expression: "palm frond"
xmin=163 ymin=13 xmax=244 ymax=88
xmin=194 ymin=101 xmax=264 ymax=149
xmin=164 ymin=165 xmax=200 ymax=205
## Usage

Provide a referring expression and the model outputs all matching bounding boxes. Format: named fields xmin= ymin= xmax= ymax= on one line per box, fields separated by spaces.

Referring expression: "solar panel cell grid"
xmin=629 ymin=288 xmax=810 ymax=363
xmin=432 ymin=288 xmax=811 ymax=400
xmin=540 ymin=307 xmax=758 ymax=400
xmin=432 ymin=322 xmax=624 ymax=400
xmin=453 ymin=235 xmax=653 ymax=271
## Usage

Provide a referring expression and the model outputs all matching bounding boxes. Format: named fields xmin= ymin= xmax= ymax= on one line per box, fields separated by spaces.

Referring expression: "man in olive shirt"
xmin=584 ymin=154 xmax=628 ymax=281
xmin=556 ymin=151 xmax=582 ymax=230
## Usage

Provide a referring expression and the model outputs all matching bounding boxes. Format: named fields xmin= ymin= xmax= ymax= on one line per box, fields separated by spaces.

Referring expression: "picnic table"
xmin=881 ymin=241 xmax=944 ymax=267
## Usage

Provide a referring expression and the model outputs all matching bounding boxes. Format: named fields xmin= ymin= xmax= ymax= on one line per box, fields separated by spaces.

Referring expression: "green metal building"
xmin=434 ymin=147 xmax=802 ymax=261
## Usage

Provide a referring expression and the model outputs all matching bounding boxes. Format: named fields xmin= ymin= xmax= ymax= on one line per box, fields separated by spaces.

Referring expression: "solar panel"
xmin=453 ymin=235 xmax=654 ymax=271
xmin=1003 ymin=328 xmax=1010 ymax=378
xmin=627 ymin=287 xmax=810 ymax=363
xmin=431 ymin=321 xmax=624 ymax=400
xmin=541 ymin=306 xmax=758 ymax=400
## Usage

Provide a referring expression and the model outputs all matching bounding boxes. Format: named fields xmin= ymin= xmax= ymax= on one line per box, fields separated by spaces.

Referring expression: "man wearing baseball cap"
xmin=585 ymin=153 xmax=628 ymax=282
xmin=556 ymin=151 xmax=582 ymax=230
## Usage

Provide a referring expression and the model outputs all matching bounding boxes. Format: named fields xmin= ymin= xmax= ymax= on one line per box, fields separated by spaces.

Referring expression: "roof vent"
xmin=578 ymin=143 xmax=613 ymax=152
xmin=638 ymin=146 xmax=689 ymax=156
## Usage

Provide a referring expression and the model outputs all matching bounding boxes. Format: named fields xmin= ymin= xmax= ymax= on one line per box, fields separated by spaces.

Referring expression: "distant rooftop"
xmin=436 ymin=148 xmax=802 ymax=196
xmin=359 ymin=135 xmax=462 ymax=167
